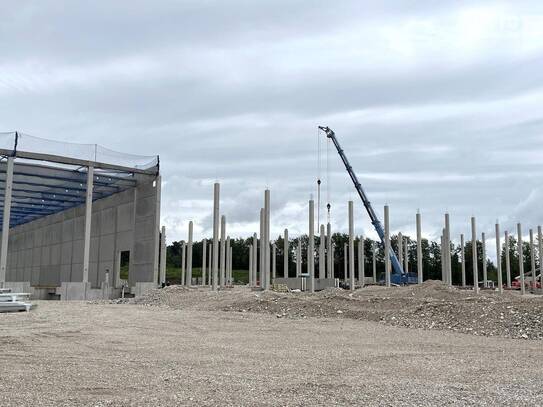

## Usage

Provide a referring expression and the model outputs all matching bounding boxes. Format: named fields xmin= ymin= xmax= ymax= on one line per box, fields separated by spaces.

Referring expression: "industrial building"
xmin=0 ymin=132 xmax=162 ymax=300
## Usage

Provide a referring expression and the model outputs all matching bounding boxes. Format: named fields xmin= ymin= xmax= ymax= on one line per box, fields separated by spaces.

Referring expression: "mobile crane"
xmin=318 ymin=126 xmax=406 ymax=283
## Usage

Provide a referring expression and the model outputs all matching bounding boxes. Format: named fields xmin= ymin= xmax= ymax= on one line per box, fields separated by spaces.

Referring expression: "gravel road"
xmin=1 ymin=291 xmax=542 ymax=406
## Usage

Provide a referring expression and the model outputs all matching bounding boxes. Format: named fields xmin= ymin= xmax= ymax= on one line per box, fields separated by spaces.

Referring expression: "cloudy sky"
xmin=1 ymin=1 xmax=543 ymax=251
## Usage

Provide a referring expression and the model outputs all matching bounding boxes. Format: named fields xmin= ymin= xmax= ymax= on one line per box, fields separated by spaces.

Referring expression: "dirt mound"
xmin=131 ymin=284 xmax=543 ymax=340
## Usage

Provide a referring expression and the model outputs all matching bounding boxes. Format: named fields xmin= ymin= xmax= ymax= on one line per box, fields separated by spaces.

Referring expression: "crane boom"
xmin=318 ymin=126 xmax=405 ymax=279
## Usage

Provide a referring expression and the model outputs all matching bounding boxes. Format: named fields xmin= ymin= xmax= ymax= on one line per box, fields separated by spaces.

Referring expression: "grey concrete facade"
xmin=4 ymin=177 xmax=161 ymax=298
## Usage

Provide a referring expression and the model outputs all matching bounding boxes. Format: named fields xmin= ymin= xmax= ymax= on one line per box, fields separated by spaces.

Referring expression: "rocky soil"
xmin=132 ymin=281 xmax=543 ymax=340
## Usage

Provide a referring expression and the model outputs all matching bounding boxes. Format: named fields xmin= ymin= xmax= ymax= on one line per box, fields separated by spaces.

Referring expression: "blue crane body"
xmin=318 ymin=126 xmax=406 ymax=282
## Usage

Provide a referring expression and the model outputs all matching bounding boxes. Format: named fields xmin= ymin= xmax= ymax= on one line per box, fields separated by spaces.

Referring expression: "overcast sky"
xmin=1 ymin=1 xmax=543 ymax=253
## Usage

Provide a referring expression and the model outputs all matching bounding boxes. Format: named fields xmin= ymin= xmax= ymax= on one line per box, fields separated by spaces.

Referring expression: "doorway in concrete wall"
xmin=119 ymin=250 xmax=130 ymax=286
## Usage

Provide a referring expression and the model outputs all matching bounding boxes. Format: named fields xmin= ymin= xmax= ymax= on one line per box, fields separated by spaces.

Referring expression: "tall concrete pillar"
xmin=518 ymin=223 xmax=525 ymax=295
xmin=220 ymin=215 xmax=226 ymax=288
xmin=308 ymin=199 xmax=315 ymax=293
xmin=212 ymin=183 xmax=220 ymax=291
xmin=331 ymin=243 xmax=336 ymax=279
xmin=272 ymin=243 xmax=276 ymax=280
xmin=445 ymin=213 xmax=452 ymax=286
xmin=181 ymin=242 xmax=186 ymax=286
xmin=82 ymin=165 xmax=94 ymax=284
xmin=259 ymin=208 xmax=264 ymax=287
xmin=296 ymin=239 xmax=301 ymax=277
xmin=403 ymin=237 xmax=408 ymax=274
xmin=505 ymin=231 xmax=511 ymax=289
xmin=0 ymin=156 xmax=14 ymax=286
xmin=440 ymin=234 xmax=444 ymax=282
xmin=539 ymin=226 xmax=543 ymax=290
xmin=343 ymin=243 xmax=348 ymax=282
xmin=264 ymin=190 xmax=271 ymax=289
xmin=326 ymin=223 xmax=332 ymax=279
xmin=496 ymin=223 xmax=502 ymax=293
xmin=186 ymin=222 xmax=193 ymax=286
xmin=348 ymin=201 xmax=355 ymax=291
xmin=159 ymin=226 xmax=167 ymax=285
xmin=284 ymin=229 xmax=289 ymax=278
xmin=384 ymin=205 xmax=391 ymax=287
xmin=471 ymin=217 xmax=478 ymax=293
xmin=358 ymin=236 xmax=365 ymax=287
xmin=319 ymin=225 xmax=325 ymax=279
xmin=416 ymin=212 xmax=423 ymax=284
xmin=372 ymin=240 xmax=377 ymax=284
xmin=398 ymin=232 xmax=403 ymax=276
xmin=530 ymin=229 xmax=536 ymax=292
xmin=482 ymin=232 xmax=487 ymax=288
xmin=208 ymin=242 xmax=212 ymax=286
xmin=460 ymin=234 xmax=466 ymax=287
xmin=253 ymin=233 xmax=258 ymax=286
xmin=202 ymin=238 xmax=207 ymax=286
xmin=225 ymin=236 xmax=231 ymax=285
xmin=249 ymin=244 xmax=253 ymax=286
xmin=229 ymin=246 xmax=233 ymax=285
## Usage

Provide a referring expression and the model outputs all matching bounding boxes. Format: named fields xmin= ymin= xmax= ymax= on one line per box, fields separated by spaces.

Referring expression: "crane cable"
xmin=326 ymin=134 xmax=331 ymax=223
xmin=317 ymin=127 xmax=321 ymax=228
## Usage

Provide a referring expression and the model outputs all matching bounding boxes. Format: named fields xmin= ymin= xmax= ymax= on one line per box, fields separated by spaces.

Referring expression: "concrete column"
xmin=331 ymin=243 xmax=336 ymax=279
xmin=372 ymin=241 xmax=377 ymax=284
xmin=496 ymin=223 xmax=502 ymax=293
xmin=229 ymin=246 xmax=233 ymax=285
xmin=445 ymin=213 xmax=451 ymax=286
xmin=343 ymin=243 xmax=348 ymax=282
xmin=296 ymin=239 xmax=301 ymax=277
xmin=348 ymin=201 xmax=355 ymax=291
xmin=308 ymin=199 xmax=315 ymax=293
xmin=225 ymin=235 xmax=231 ymax=285
xmin=384 ymin=205 xmax=391 ymax=287
xmin=186 ymin=222 xmax=193 ymax=286
xmin=416 ymin=212 xmax=423 ymax=284
xmin=403 ymin=237 xmax=408 ymax=274
xmin=212 ymin=183 xmax=220 ymax=291
xmin=220 ymin=215 xmax=226 ymax=288
xmin=440 ymin=234 xmax=444 ymax=282
xmin=319 ymin=225 xmax=325 ymax=279
xmin=208 ymin=242 xmax=212 ymax=286
xmin=0 ymin=156 xmax=14 ymax=286
xmin=160 ymin=226 xmax=167 ymax=285
xmin=326 ymin=222 xmax=332 ymax=278
xmin=202 ymin=238 xmax=207 ymax=286
xmin=530 ymin=229 xmax=536 ymax=292
xmin=264 ymin=189 xmax=271 ymax=289
xmin=181 ymin=242 xmax=186 ymax=286
xmin=82 ymin=165 xmax=94 ymax=284
xmin=358 ymin=236 xmax=365 ymax=287
xmin=284 ymin=229 xmax=289 ymax=278
xmin=460 ymin=234 xmax=466 ymax=287
xmin=272 ymin=242 xmax=276 ymax=280
xmin=471 ymin=217 xmax=478 ymax=293
xmin=518 ymin=223 xmax=525 ymax=295
xmin=249 ymin=244 xmax=253 ymax=286
xmin=259 ymin=208 xmax=264 ymax=287
xmin=398 ymin=232 xmax=403 ymax=276
xmin=505 ymin=231 xmax=511 ymax=289
xmin=253 ymin=233 xmax=258 ymax=286
xmin=482 ymin=232 xmax=487 ymax=288
xmin=539 ymin=226 xmax=543 ymax=291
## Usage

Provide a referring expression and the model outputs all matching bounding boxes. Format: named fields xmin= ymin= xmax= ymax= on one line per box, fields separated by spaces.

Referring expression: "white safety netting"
xmin=0 ymin=132 xmax=158 ymax=170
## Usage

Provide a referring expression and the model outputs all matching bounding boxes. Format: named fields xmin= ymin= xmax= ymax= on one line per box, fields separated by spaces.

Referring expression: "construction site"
xmin=1 ymin=127 xmax=543 ymax=406
xmin=2 ymin=3 xmax=543 ymax=406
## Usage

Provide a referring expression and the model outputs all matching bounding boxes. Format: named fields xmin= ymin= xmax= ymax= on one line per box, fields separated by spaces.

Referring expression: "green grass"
xmin=166 ymin=267 xmax=249 ymax=284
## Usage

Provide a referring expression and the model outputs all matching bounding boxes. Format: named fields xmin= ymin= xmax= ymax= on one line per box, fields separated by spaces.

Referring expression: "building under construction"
xmin=0 ymin=132 xmax=162 ymax=300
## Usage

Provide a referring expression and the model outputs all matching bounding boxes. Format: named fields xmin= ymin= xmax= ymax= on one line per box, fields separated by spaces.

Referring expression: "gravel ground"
xmin=0 ymin=286 xmax=542 ymax=406
xmin=135 ymin=281 xmax=543 ymax=340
